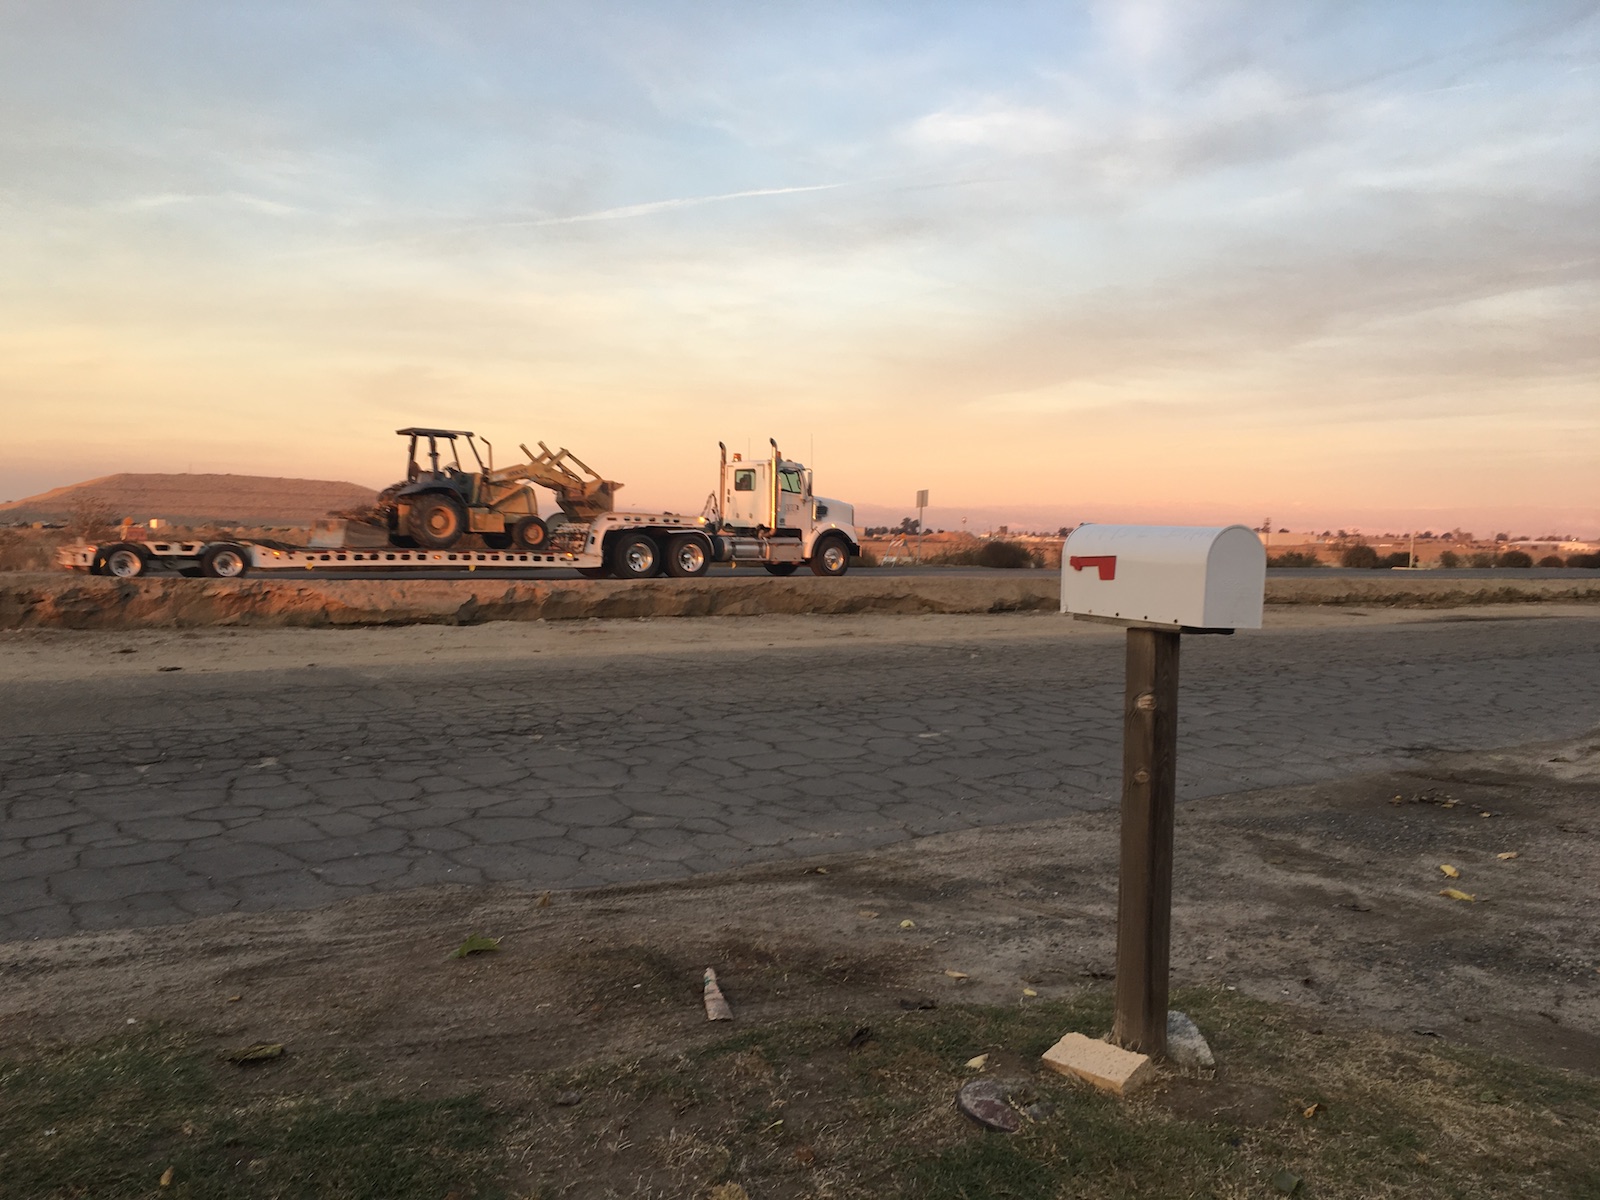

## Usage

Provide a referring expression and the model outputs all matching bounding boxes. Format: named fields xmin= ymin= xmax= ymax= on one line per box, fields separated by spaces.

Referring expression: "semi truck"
xmin=59 ymin=436 xmax=861 ymax=581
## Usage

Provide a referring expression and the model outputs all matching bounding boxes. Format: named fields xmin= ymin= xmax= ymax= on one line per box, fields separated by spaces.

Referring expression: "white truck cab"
xmin=715 ymin=441 xmax=858 ymax=576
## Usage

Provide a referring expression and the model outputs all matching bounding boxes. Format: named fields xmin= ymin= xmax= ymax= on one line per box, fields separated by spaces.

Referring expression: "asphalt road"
xmin=4 ymin=612 xmax=1600 ymax=941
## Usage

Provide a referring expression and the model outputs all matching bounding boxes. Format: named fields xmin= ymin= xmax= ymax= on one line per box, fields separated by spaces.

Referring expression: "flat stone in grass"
xmin=1041 ymin=1032 xmax=1155 ymax=1096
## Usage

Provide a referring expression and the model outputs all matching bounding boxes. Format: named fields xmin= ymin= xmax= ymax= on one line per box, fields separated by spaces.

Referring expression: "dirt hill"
xmin=0 ymin=473 xmax=378 ymax=526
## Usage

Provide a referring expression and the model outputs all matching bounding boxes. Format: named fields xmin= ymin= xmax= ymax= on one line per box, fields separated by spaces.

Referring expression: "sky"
xmin=2 ymin=0 xmax=1597 ymax=536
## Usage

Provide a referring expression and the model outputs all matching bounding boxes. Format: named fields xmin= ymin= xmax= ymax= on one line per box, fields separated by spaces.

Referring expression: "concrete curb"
xmin=1 ymin=571 xmax=1596 ymax=631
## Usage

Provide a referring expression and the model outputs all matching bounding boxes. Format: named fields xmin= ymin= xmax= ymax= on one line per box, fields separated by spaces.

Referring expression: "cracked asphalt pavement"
xmin=4 ymin=611 xmax=1599 ymax=940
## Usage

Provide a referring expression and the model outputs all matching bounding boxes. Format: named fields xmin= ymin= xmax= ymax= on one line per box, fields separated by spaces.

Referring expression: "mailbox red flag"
xmin=1068 ymin=555 xmax=1117 ymax=581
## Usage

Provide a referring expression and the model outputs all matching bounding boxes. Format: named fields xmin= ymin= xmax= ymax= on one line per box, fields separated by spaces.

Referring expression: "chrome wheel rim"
xmin=107 ymin=550 xmax=142 ymax=577
xmin=213 ymin=549 xmax=245 ymax=577
xmin=625 ymin=543 xmax=655 ymax=573
xmin=676 ymin=543 xmax=705 ymax=573
xmin=822 ymin=543 xmax=846 ymax=571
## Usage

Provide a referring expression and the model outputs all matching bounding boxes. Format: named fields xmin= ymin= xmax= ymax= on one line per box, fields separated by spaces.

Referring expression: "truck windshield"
xmin=779 ymin=470 xmax=803 ymax=494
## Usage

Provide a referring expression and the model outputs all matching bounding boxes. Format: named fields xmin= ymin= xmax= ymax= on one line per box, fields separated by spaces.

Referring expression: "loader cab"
xmin=398 ymin=427 xmax=488 ymax=501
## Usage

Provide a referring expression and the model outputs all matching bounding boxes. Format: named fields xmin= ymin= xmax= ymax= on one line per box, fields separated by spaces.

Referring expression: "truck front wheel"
xmin=613 ymin=532 xmax=661 ymax=579
xmin=809 ymin=535 xmax=850 ymax=577
xmin=664 ymin=535 xmax=711 ymax=578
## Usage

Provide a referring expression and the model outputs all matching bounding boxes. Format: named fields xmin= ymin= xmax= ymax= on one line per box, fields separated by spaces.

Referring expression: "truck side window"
xmin=779 ymin=470 xmax=802 ymax=494
xmin=733 ymin=469 xmax=755 ymax=492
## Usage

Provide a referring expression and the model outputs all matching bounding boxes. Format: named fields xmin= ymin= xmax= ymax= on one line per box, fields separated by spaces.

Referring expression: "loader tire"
xmin=512 ymin=516 xmax=549 ymax=550
xmin=481 ymin=532 xmax=513 ymax=551
xmin=408 ymin=494 xmax=467 ymax=550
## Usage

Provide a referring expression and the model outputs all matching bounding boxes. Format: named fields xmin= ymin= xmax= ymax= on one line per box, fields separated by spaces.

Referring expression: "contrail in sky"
xmin=502 ymin=182 xmax=846 ymax=228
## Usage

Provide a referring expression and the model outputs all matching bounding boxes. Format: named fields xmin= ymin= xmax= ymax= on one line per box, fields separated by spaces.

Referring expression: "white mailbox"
xmin=1060 ymin=524 xmax=1265 ymax=631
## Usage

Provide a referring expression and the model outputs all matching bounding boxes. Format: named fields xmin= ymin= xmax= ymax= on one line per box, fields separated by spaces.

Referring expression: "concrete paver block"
xmin=1041 ymin=1032 xmax=1155 ymax=1096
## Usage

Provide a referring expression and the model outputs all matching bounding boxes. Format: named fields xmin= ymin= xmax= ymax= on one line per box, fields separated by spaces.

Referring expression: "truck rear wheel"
xmin=99 ymin=543 xmax=150 ymax=579
xmin=408 ymin=494 xmax=467 ymax=550
xmin=613 ymin=532 xmax=661 ymax=579
xmin=199 ymin=543 xmax=250 ymax=578
xmin=664 ymin=535 xmax=710 ymax=578
xmin=809 ymin=535 xmax=850 ymax=577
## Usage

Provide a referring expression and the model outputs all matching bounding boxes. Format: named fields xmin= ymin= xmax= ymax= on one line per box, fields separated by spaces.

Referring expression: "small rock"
xmin=1166 ymin=1011 xmax=1215 ymax=1070
xmin=1024 ymin=1099 xmax=1056 ymax=1121
xmin=956 ymin=1078 xmax=1025 ymax=1133
xmin=554 ymin=1090 xmax=583 ymax=1107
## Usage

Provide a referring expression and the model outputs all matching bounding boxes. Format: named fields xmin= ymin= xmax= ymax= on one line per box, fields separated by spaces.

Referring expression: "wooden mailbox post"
xmin=1061 ymin=525 xmax=1266 ymax=1057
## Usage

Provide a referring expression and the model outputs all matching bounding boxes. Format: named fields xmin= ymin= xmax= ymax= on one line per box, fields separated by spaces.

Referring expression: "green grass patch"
xmin=0 ymin=1031 xmax=504 ymax=1199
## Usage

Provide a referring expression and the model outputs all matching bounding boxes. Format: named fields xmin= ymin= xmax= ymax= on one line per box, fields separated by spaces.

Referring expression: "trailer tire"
xmin=408 ymin=493 xmax=467 ymax=549
xmin=809 ymin=535 xmax=850 ymax=577
xmin=512 ymin=516 xmax=549 ymax=550
xmin=199 ymin=543 xmax=250 ymax=579
xmin=613 ymin=532 xmax=661 ymax=579
xmin=100 ymin=543 xmax=150 ymax=579
xmin=763 ymin=562 xmax=799 ymax=576
xmin=664 ymin=534 xmax=711 ymax=578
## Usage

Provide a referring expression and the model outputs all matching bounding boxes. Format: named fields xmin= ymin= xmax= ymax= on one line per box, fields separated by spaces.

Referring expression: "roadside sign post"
xmin=1060 ymin=525 xmax=1265 ymax=1058
xmin=916 ymin=489 xmax=929 ymax=562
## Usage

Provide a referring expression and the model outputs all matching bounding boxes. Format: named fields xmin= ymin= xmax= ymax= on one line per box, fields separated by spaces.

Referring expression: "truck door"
xmin=725 ymin=463 xmax=765 ymax=528
xmin=777 ymin=466 xmax=806 ymax=529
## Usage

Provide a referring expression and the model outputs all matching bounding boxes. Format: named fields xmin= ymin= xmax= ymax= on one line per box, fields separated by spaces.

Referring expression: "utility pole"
xmin=916 ymin=489 xmax=929 ymax=563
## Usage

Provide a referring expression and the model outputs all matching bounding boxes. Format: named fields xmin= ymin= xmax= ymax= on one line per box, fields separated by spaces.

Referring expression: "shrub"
xmin=1497 ymin=550 xmax=1533 ymax=568
xmin=1569 ymin=553 xmax=1600 ymax=569
xmin=1340 ymin=544 xmax=1380 ymax=569
xmin=1468 ymin=551 xmax=1496 ymax=568
xmin=1267 ymin=551 xmax=1321 ymax=568
xmin=1538 ymin=556 xmax=1565 ymax=568
xmin=976 ymin=540 xmax=1037 ymax=569
xmin=1379 ymin=552 xmax=1412 ymax=568
xmin=1437 ymin=550 xmax=1460 ymax=568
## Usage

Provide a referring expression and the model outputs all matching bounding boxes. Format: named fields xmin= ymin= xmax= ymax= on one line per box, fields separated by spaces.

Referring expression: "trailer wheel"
xmin=613 ymin=532 xmax=661 ymax=579
xmin=408 ymin=493 xmax=467 ymax=549
xmin=199 ymin=543 xmax=250 ymax=579
xmin=512 ymin=515 xmax=549 ymax=550
xmin=100 ymin=543 xmax=150 ymax=579
xmin=809 ymin=535 xmax=850 ymax=577
xmin=763 ymin=562 xmax=799 ymax=576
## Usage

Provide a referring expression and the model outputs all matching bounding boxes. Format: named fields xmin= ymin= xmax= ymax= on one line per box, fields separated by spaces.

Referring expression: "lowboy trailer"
xmin=59 ymin=438 xmax=861 ymax=581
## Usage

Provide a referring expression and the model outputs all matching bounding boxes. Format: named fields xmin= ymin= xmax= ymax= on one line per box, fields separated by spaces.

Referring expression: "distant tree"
xmin=1340 ymin=544 xmax=1380 ymax=569
xmin=1494 ymin=532 xmax=1509 ymax=543
xmin=895 ymin=517 xmax=920 ymax=535
xmin=1538 ymin=555 xmax=1565 ymax=568
xmin=1469 ymin=551 xmax=1496 ymax=568
xmin=1379 ymin=552 xmax=1411 ymax=568
xmin=1057 ymin=526 xmax=1072 ymax=538
xmin=1497 ymin=550 xmax=1533 ymax=568
xmin=1438 ymin=551 xmax=1460 ymax=568
xmin=1568 ymin=553 xmax=1600 ymax=569
xmin=1267 ymin=551 xmax=1321 ymax=568
xmin=1277 ymin=527 xmax=1289 ymax=533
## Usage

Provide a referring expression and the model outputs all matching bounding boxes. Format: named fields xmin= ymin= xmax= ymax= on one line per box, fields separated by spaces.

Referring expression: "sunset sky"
xmin=3 ymin=1 xmax=1597 ymax=535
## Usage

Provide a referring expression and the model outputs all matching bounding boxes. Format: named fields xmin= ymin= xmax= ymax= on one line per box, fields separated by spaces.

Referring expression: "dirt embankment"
xmin=1 ymin=571 xmax=1598 ymax=631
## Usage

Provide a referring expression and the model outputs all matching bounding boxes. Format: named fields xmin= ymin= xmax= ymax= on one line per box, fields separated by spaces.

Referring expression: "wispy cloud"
xmin=470 ymin=182 xmax=848 ymax=230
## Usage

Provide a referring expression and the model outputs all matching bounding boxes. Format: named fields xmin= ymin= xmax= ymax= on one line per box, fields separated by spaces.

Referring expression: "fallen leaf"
xmin=857 ymin=909 xmax=878 ymax=919
xmin=965 ymin=1054 xmax=989 ymax=1070
xmin=159 ymin=1166 xmax=175 ymax=1188
xmin=944 ymin=969 xmax=969 ymax=980
xmin=1302 ymin=1103 xmax=1321 ymax=1119
xmin=1439 ymin=864 xmax=1461 ymax=879
xmin=1439 ymin=888 xmax=1476 ymax=902
xmin=224 ymin=1042 xmax=284 ymax=1064
xmin=1497 ymin=851 xmax=1519 ymax=860
xmin=899 ymin=919 xmax=916 ymax=930
xmin=1022 ymin=988 xmax=1039 ymax=998
xmin=451 ymin=933 xmax=501 ymax=959
xmin=536 ymin=891 xmax=551 ymax=908
xmin=793 ymin=1144 xmax=816 ymax=1166
xmin=226 ymin=995 xmax=241 ymax=1003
